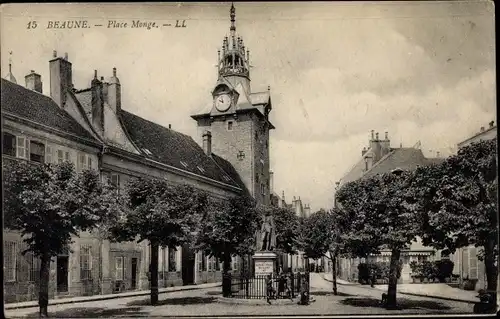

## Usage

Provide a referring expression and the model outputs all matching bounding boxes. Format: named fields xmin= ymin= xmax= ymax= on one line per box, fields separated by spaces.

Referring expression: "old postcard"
xmin=1 ymin=1 xmax=497 ymax=318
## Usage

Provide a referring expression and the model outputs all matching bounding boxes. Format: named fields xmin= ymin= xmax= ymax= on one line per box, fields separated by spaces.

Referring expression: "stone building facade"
xmin=450 ymin=120 xmax=497 ymax=291
xmin=334 ymin=131 xmax=443 ymax=284
xmin=2 ymin=4 xmax=267 ymax=303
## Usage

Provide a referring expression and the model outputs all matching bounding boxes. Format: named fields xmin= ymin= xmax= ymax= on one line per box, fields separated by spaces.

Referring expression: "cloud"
xmin=0 ymin=2 xmax=495 ymax=211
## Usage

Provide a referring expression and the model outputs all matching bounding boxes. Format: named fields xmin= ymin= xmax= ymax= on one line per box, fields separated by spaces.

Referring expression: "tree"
xmin=195 ymin=195 xmax=258 ymax=297
xmin=3 ymin=161 xmax=122 ymax=317
xmin=409 ymin=138 xmax=498 ymax=300
xmin=110 ymin=177 xmax=208 ymax=305
xmin=336 ymin=171 xmax=420 ymax=309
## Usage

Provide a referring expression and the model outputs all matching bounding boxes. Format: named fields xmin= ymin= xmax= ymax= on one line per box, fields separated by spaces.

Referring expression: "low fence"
xmin=229 ymin=272 xmax=309 ymax=299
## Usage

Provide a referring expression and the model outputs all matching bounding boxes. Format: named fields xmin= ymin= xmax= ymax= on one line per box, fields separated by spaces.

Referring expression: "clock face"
xmin=215 ymin=94 xmax=232 ymax=112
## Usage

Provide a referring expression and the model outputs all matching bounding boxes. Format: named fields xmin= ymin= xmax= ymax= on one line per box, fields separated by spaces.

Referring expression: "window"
xmin=88 ymin=156 xmax=93 ymax=169
xmin=29 ymin=141 xmax=45 ymax=163
xmin=45 ymin=145 xmax=53 ymax=163
xmin=208 ymin=257 xmax=215 ymax=271
xmin=5 ymin=241 xmax=17 ymax=282
xmin=115 ymin=256 xmax=124 ymax=280
xmin=261 ymin=183 xmax=266 ymax=195
xmin=78 ymin=153 xmax=87 ymax=171
xmin=2 ymin=132 xmax=16 ymax=156
xmin=227 ymin=121 xmax=233 ymax=131
xmin=16 ymin=136 xmax=28 ymax=159
xmin=111 ymin=173 xmax=120 ymax=193
xmin=57 ymin=150 xmax=64 ymax=163
xmin=80 ymin=245 xmax=93 ymax=280
xmin=232 ymin=256 xmax=239 ymax=271
xmin=168 ymin=248 xmax=176 ymax=272
xmin=28 ymin=252 xmax=40 ymax=282
xmin=65 ymin=151 xmax=71 ymax=163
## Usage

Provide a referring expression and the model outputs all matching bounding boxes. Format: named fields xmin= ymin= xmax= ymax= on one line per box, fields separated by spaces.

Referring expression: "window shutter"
xmin=46 ymin=145 xmax=53 ymax=163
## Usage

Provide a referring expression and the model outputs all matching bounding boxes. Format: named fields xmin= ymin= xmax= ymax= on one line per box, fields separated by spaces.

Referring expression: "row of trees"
xmin=3 ymin=160 xmax=303 ymax=316
xmin=299 ymin=138 xmax=498 ymax=309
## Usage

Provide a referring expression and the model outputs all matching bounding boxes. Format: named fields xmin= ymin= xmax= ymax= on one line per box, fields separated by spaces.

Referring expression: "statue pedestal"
xmin=252 ymin=251 xmax=277 ymax=297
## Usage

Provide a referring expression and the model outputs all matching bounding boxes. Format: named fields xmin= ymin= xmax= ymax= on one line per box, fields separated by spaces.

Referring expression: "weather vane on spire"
xmin=230 ymin=2 xmax=236 ymax=33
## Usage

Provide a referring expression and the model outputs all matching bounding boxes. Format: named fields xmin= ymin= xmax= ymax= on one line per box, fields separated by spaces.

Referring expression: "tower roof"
xmin=217 ymin=3 xmax=251 ymax=80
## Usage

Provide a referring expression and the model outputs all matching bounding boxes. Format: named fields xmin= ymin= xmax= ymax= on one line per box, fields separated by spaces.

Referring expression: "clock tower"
xmin=191 ymin=3 xmax=274 ymax=206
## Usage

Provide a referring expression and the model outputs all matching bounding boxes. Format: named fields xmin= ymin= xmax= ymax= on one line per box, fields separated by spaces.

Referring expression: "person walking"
xmin=266 ymin=274 xmax=276 ymax=305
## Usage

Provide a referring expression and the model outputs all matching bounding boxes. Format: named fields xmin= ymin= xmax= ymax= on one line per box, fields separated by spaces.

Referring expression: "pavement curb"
xmin=321 ymin=275 xmax=476 ymax=305
xmin=5 ymin=283 xmax=222 ymax=310
xmin=217 ymin=296 xmax=316 ymax=306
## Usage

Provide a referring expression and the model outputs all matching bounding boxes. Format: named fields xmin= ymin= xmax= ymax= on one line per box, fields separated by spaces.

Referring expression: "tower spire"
xmin=5 ymin=51 xmax=17 ymax=84
xmin=230 ymin=2 xmax=236 ymax=34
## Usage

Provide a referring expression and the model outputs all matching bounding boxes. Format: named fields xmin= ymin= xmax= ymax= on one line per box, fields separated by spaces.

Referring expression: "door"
xmin=56 ymin=256 xmax=69 ymax=293
xmin=131 ymin=258 xmax=138 ymax=290
xmin=181 ymin=245 xmax=195 ymax=285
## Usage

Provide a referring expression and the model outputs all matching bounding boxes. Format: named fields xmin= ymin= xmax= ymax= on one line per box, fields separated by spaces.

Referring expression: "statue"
xmin=256 ymin=212 xmax=276 ymax=251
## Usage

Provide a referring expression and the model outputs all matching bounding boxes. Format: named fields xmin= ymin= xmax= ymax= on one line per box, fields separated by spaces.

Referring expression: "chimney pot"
xmin=375 ymin=132 xmax=379 ymax=140
xmin=113 ymin=67 xmax=117 ymax=76
xmin=202 ymin=130 xmax=212 ymax=156
xmin=94 ymin=70 xmax=98 ymax=79
xmin=100 ymin=76 xmax=104 ymax=81
xmin=25 ymin=70 xmax=43 ymax=93
xmin=385 ymin=131 xmax=388 ymax=140
xmin=53 ymin=50 xmax=57 ymax=58
xmin=169 ymin=124 xmax=171 ymax=129
xmin=64 ymin=52 xmax=68 ymax=60
xmin=371 ymin=130 xmax=375 ymax=140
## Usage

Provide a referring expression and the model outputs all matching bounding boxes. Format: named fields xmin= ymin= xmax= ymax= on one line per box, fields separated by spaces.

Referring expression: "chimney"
xmin=362 ymin=146 xmax=367 ymax=156
xmin=269 ymin=171 xmax=274 ymax=195
xmin=25 ymin=70 xmax=42 ymax=93
xmin=369 ymin=131 xmax=382 ymax=162
xmin=489 ymin=121 xmax=495 ymax=128
xmin=282 ymin=190 xmax=285 ymax=202
xmin=49 ymin=51 xmax=73 ymax=107
xmin=202 ymin=131 xmax=212 ymax=156
xmin=380 ymin=131 xmax=391 ymax=158
xmin=107 ymin=67 xmax=121 ymax=114
xmin=371 ymin=130 xmax=375 ymax=141
xmin=91 ymin=70 xmax=104 ymax=134
xmin=169 ymin=124 xmax=172 ymax=129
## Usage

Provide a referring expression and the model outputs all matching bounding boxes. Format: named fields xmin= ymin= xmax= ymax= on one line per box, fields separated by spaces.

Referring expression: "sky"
xmin=1 ymin=1 xmax=496 ymax=212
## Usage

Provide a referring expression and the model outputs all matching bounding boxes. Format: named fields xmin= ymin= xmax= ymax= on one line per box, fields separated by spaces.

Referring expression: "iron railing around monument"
xmin=228 ymin=272 xmax=309 ymax=299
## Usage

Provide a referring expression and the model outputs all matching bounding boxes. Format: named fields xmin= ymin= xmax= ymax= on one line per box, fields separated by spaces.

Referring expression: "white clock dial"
xmin=215 ymin=94 xmax=231 ymax=112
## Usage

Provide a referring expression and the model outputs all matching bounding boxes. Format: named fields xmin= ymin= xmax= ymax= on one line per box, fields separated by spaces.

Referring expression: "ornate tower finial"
xmin=5 ymin=51 xmax=17 ymax=83
xmin=230 ymin=2 xmax=236 ymax=33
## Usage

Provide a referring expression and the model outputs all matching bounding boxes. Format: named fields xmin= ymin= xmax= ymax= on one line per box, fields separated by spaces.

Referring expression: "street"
xmin=5 ymin=274 xmax=474 ymax=318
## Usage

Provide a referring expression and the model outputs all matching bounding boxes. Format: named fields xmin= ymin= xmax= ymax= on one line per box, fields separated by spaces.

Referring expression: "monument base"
xmin=252 ymin=251 xmax=277 ymax=297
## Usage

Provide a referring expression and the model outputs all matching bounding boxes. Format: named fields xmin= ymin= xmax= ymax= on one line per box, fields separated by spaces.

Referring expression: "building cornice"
xmin=1 ymin=111 xmax=102 ymax=149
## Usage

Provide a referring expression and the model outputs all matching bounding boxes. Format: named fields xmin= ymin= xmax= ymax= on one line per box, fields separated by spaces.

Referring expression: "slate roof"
xmin=119 ymin=110 xmax=242 ymax=189
xmin=1 ymin=79 xmax=98 ymax=142
xmin=363 ymin=148 xmax=443 ymax=179
xmin=340 ymin=147 xmax=444 ymax=185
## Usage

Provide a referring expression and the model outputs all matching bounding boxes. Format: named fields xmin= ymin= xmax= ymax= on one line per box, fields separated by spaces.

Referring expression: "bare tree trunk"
xmin=484 ymin=238 xmax=498 ymax=304
xmin=386 ymin=249 xmax=401 ymax=309
xmin=222 ymin=253 xmax=232 ymax=297
xmin=329 ymin=249 xmax=338 ymax=295
xmin=150 ymin=241 xmax=159 ymax=305
xmin=39 ymin=251 xmax=50 ymax=317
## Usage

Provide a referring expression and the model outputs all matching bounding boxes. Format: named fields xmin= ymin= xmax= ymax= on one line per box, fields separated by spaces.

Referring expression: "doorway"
xmin=56 ymin=256 xmax=69 ymax=293
xmin=181 ymin=244 xmax=195 ymax=285
xmin=131 ymin=258 xmax=138 ymax=290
